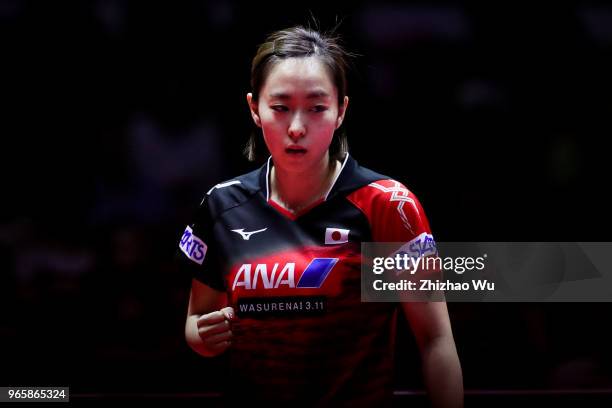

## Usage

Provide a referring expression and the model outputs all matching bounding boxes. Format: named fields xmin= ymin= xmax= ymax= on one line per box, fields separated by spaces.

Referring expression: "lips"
xmin=285 ymin=145 xmax=307 ymax=154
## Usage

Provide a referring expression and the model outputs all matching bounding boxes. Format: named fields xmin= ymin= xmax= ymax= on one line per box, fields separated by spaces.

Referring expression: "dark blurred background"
xmin=2 ymin=0 xmax=612 ymax=404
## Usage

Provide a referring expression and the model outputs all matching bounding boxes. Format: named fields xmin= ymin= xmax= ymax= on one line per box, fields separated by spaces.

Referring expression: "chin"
xmin=275 ymin=154 xmax=316 ymax=171
xmin=276 ymin=160 xmax=310 ymax=174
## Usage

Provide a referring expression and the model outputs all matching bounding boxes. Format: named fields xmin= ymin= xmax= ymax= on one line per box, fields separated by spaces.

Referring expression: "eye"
xmin=271 ymin=105 xmax=288 ymax=112
xmin=311 ymin=105 xmax=328 ymax=113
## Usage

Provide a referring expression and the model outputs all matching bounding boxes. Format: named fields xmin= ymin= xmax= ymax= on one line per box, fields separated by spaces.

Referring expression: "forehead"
xmin=261 ymin=57 xmax=336 ymax=98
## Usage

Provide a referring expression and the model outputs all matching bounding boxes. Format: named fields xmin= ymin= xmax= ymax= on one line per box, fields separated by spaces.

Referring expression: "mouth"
xmin=285 ymin=146 xmax=307 ymax=155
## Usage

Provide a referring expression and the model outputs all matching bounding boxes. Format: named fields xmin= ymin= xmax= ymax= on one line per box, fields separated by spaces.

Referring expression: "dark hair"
xmin=245 ymin=25 xmax=353 ymax=162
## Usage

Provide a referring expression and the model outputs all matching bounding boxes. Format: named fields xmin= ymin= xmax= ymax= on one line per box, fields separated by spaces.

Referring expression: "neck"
xmin=270 ymin=154 xmax=340 ymax=213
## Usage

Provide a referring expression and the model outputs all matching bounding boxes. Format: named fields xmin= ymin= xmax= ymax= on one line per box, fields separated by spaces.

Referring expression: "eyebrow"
xmin=269 ymin=90 xmax=331 ymax=100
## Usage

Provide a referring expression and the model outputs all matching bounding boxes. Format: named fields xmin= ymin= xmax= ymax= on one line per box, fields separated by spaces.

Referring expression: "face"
xmin=247 ymin=57 xmax=349 ymax=173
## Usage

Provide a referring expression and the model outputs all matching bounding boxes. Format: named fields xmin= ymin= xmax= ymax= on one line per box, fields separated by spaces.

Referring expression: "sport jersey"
xmin=178 ymin=153 xmax=435 ymax=406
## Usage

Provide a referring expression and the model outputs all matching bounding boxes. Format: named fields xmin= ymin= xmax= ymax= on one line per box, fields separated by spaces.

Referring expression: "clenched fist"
xmin=196 ymin=306 xmax=235 ymax=357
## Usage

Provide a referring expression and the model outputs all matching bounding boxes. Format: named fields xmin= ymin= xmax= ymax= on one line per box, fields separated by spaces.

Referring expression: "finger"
xmin=204 ymin=330 xmax=233 ymax=346
xmin=220 ymin=306 xmax=235 ymax=321
xmin=198 ymin=319 xmax=231 ymax=338
xmin=197 ymin=310 xmax=226 ymax=327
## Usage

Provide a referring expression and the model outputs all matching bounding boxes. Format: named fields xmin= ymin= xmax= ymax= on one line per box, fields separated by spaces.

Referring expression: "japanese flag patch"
xmin=325 ymin=227 xmax=350 ymax=245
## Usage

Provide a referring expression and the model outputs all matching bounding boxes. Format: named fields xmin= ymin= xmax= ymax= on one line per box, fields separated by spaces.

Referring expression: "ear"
xmin=336 ymin=96 xmax=349 ymax=129
xmin=246 ymin=93 xmax=261 ymax=127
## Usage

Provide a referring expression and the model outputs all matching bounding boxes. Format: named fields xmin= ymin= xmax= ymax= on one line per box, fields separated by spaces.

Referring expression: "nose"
xmin=288 ymin=112 xmax=306 ymax=141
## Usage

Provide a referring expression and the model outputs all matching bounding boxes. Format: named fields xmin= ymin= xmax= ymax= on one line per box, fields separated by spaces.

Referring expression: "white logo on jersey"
xmin=325 ymin=228 xmax=350 ymax=244
xmin=232 ymin=263 xmax=296 ymax=290
xmin=231 ymin=228 xmax=267 ymax=240
xmin=369 ymin=180 xmax=419 ymax=234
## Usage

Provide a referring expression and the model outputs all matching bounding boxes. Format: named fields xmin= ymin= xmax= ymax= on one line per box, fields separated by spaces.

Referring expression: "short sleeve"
xmin=347 ymin=179 xmax=437 ymax=256
xmin=176 ymin=194 xmax=226 ymax=291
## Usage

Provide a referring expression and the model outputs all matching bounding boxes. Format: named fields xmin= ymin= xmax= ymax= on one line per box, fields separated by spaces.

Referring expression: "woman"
xmin=179 ymin=25 xmax=463 ymax=407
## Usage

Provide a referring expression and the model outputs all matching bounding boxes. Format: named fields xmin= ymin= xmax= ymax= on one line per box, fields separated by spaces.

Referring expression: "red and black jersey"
xmin=178 ymin=153 xmax=435 ymax=406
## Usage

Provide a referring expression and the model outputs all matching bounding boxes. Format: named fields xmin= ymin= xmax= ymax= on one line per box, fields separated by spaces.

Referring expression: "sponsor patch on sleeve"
xmin=396 ymin=232 xmax=438 ymax=259
xmin=179 ymin=225 xmax=208 ymax=265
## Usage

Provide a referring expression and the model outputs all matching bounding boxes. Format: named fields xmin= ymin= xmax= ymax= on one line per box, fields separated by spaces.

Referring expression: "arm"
xmin=185 ymin=278 xmax=234 ymax=357
xmin=351 ymin=180 xmax=461 ymax=404
xmin=401 ymin=300 xmax=463 ymax=408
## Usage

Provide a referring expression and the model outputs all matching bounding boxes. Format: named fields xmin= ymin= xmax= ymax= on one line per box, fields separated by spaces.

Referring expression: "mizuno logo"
xmin=231 ymin=228 xmax=267 ymax=240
